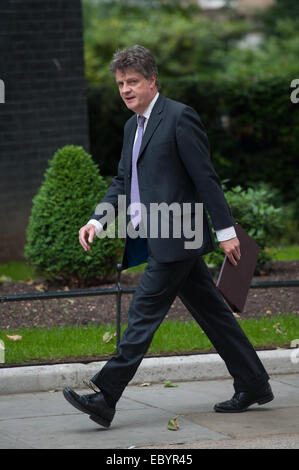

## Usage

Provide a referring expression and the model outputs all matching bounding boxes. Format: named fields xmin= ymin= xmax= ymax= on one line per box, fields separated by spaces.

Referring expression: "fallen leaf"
xmin=102 ymin=332 xmax=116 ymax=343
xmin=164 ymin=380 xmax=178 ymax=388
xmin=167 ymin=415 xmax=180 ymax=431
xmin=6 ymin=334 xmax=22 ymax=341
xmin=139 ymin=382 xmax=151 ymax=387
xmin=273 ymin=323 xmax=286 ymax=335
xmin=0 ymin=275 xmax=12 ymax=283
xmin=35 ymin=282 xmax=47 ymax=292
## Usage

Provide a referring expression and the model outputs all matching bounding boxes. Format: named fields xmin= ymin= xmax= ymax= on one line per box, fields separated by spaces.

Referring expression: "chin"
xmin=125 ymin=100 xmax=141 ymax=114
xmin=129 ymin=105 xmax=140 ymax=114
xmin=127 ymin=104 xmax=137 ymax=112
xmin=125 ymin=104 xmax=135 ymax=113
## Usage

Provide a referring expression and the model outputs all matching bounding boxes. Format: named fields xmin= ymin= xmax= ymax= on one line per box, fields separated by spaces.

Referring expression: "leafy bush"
xmin=82 ymin=0 xmax=250 ymax=86
xmin=205 ymin=184 xmax=285 ymax=273
xmin=257 ymin=0 xmax=299 ymax=36
xmin=25 ymin=145 xmax=123 ymax=284
xmin=83 ymin=1 xmax=299 ymax=214
xmin=88 ymin=76 xmax=299 ymax=215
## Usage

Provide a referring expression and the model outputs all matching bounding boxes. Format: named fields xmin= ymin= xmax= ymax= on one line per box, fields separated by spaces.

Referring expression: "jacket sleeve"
xmin=90 ymin=149 xmax=125 ymax=228
xmin=176 ymin=105 xmax=235 ymax=231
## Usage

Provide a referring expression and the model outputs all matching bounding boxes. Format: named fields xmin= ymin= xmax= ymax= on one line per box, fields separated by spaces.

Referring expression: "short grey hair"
xmin=109 ymin=45 xmax=161 ymax=90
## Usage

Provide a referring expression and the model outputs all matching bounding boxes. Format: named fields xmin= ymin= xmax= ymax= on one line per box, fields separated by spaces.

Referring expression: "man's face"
xmin=115 ymin=68 xmax=157 ymax=115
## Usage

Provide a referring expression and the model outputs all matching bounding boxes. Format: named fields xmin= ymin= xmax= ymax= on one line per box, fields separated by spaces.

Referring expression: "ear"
xmin=149 ymin=74 xmax=157 ymax=89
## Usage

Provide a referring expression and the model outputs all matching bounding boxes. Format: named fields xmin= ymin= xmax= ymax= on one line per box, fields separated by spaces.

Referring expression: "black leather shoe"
xmin=214 ymin=383 xmax=274 ymax=413
xmin=63 ymin=387 xmax=115 ymax=427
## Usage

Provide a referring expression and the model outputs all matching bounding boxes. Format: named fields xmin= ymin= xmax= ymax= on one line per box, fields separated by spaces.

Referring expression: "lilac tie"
xmin=130 ymin=115 xmax=146 ymax=228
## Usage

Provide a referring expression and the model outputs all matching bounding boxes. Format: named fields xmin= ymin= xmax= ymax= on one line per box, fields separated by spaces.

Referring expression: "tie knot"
xmin=138 ymin=115 xmax=146 ymax=128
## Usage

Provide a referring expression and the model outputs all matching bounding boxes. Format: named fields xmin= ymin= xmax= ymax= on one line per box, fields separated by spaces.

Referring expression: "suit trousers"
xmin=91 ymin=249 xmax=269 ymax=402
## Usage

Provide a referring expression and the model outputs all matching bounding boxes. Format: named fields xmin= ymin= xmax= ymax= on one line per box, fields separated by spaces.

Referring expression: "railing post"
xmin=116 ymin=263 xmax=123 ymax=349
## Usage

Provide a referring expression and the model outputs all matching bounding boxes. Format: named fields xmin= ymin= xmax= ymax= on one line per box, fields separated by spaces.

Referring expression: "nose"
xmin=122 ymin=81 xmax=131 ymax=95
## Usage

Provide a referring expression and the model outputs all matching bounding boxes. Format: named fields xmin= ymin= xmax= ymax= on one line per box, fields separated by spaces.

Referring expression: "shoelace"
xmin=82 ymin=379 xmax=100 ymax=393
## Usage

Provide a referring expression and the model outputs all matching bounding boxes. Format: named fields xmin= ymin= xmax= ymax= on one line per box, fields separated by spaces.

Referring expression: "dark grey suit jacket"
xmin=91 ymin=93 xmax=235 ymax=268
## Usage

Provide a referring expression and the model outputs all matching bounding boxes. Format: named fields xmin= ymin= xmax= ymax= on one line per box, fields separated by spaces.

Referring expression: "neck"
xmin=137 ymin=90 xmax=158 ymax=116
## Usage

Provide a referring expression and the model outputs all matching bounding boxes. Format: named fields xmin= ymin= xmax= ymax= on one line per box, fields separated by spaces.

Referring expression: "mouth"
xmin=124 ymin=96 xmax=136 ymax=103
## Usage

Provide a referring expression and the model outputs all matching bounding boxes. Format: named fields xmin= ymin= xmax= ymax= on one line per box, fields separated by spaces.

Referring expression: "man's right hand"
xmin=78 ymin=223 xmax=96 ymax=251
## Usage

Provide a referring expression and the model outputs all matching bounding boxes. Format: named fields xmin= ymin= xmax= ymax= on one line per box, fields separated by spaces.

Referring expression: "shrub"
xmin=25 ymin=145 xmax=123 ymax=284
xmin=88 ymin=75 xmax=299 ymax=214
xmin=83 ymin=3 xmax=250 ymax=86
xmin=205 ymin=184 xmax=285 ymax=273
xmin=83 ymin=2 xmax=299 ymax=212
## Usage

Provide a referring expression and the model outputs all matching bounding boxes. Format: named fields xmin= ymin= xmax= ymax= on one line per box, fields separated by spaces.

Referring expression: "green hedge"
xmin=83 ymin=0 xmax=298 ymax=212
xmin=88 ymin=75 xmax=299 ymax=212
xmin=25 ymin=145 xmax=124 ymax=283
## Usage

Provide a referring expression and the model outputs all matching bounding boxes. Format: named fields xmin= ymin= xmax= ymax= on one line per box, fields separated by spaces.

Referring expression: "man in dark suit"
xmin=63 ymin=45 xmax=273 ymax=428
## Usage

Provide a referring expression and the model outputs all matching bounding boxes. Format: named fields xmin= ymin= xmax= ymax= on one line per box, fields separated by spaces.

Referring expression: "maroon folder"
xmin=216 ymin=223 xmax=261 ymax=312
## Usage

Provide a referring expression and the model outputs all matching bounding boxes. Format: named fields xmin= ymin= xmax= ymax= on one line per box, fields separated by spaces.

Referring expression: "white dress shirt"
xmin=88 ymin=92 xmax=236 ymax=242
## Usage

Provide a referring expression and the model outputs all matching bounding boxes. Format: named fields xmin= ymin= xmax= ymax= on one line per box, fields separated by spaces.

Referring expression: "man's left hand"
xmin=220 ymin=237 xmax=241 ymax=266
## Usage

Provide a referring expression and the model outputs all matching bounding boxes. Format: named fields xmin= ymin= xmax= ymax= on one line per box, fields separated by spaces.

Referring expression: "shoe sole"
xmin=214 ymin=392 xmax=274 ymax=413
xmin=63 ymin=388 xmax=111 ymax=428
xmin=89 ymin=414 xmax=111 ymax=428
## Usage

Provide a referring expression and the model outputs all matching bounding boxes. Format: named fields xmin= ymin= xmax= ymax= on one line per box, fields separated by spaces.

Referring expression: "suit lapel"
xmin=123 ymin=117 xmax=137 ymax=174
xmin=123 ymin=94 xmax=166 ymax=172
xmin=138 ymin=94 xmax=165 ymax=161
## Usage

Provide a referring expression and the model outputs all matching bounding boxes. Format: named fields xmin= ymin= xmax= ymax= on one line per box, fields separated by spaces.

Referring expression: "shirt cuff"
xmin=87 ymin=219 xmax=103 ymax=237
xmin=216 ymin=226 xmax=236 ymax=242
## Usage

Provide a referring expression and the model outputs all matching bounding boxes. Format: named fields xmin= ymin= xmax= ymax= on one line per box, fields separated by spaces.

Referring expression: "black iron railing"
xmin=0 ymin=263 xmax=298 ymax=347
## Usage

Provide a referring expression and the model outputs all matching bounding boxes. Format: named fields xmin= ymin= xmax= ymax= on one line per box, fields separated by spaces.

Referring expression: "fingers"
xmin=230 ymin=244 xmax=241 ymax=266
xmin=78 ymin=227 xmax=88 ymax=251
xmin=88 ymin=229 xmax=95 ymax=244
xmin=220 ymin=237 xmax=241 ymax=266
xmin=227 ymin=251 xmax=238 ymax=266
xmin=79 ymin=224 xmax=95 ymax=251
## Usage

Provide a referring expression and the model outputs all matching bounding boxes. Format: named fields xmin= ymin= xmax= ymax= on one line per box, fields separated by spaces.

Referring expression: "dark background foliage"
xmin=87 ymin=76 xmax=299 ymax=213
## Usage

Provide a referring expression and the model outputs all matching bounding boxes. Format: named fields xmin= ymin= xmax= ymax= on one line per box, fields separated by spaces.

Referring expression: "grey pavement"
xmin=1 ymin=374 xmax=299 ymax=449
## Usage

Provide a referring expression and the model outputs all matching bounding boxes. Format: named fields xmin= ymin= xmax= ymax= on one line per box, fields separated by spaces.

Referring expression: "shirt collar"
xmin=138 ymin=92 xmax=159 ymax=122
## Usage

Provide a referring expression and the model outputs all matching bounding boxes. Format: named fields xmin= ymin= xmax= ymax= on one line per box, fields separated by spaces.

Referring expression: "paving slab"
xmin=0 ymin=385 xmax=225 ymax=449
xmin=140 ymin=434 xmax=299 ymax=449
xmin=183 ymin=406 xmax=299 ymax=439
xmin=0 ymin=374 xmax=298 ymax=449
